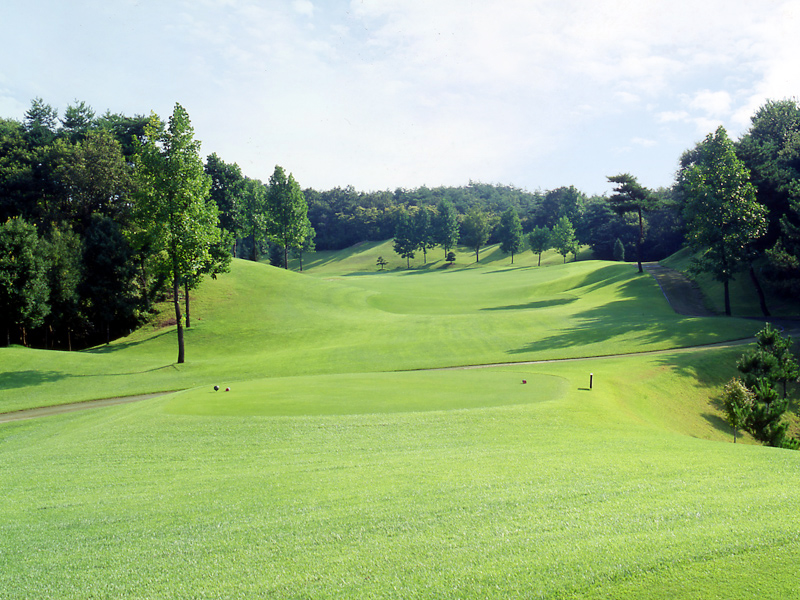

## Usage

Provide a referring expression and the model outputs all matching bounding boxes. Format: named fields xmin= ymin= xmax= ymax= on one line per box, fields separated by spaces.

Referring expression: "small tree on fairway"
xmin=722 ymin=378 xmax=753 ymax=443
xmin=413 ymin=206 xmax=434 ymax=264
xmin=528 ymin=226 xmax=550 ymax=266
xmin=446 ymin=251 xmax=456 ymax=265
xmin=550 ymin=216 xmax=577 ymax=263
xmin=461 ymin=207 xmax=491 ymax=263
xmin=434 ymin=199 xmax=460 ymax=259
xmin=498 ymin=207 xmax=524 ymax=264
xmin=376 ymin=256 xmax=388 ymax=271
xmin=393 ymin=209 xmax=416 ymax=269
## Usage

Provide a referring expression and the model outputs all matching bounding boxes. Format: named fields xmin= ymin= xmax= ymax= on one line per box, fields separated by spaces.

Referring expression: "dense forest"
xmin=2 ymin=97 xmax=800 ymax=350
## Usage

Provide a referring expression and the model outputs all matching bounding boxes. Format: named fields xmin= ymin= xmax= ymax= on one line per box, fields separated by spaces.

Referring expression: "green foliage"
xmin=133 ymin=103 xmax=221 ymax=363
xmin=392 ymin=208 xmax=416 ymax=268
xmin=0 ymin=217 xmax=50 ymax=345
xmin=734 ymin=323 xmax=799 ymax=447
xmin=607 ymin=173 xmax=657 ymax=272
xmin=434 ymin=198 xmax=460 ymax=258
xmin=721 ymin=378 xmax=753 ymax=443
xmin=446 ymin=250 xmax=456 ymax=264
xmin=498 ymin=207 xmax=523 ymax=263
xmin=412 ymin=205 xmax=434 ymax=263
xmin=461 ymin=206 xmax=492 ymax=262
xmin=550 ymin=215 xmax=577 ymax=263
xmin=376 ymin=256 xmax=388 ymax=271
xmin=266 ymin=165 xmax=309 ymax=269
xmin=527 ymin=226 xmax=551 ymax=266
xmin=680 ymin=126 xmax=768 ymax=315
xmin=613 ymin=237 xmax=625 ymax=262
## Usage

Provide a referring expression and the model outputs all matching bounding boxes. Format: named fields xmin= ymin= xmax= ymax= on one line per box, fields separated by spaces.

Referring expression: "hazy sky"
xmin=1 ymin=0 xmax=798 ymax=195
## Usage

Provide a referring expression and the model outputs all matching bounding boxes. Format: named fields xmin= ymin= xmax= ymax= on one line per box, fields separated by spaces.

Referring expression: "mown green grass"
xmin=0 ymin=257 xmax=759 ymax=412
xmin=1 ymin=247 xmax=798 ymax=598
xmin=2 ymin=348 xmax=799 ymax=598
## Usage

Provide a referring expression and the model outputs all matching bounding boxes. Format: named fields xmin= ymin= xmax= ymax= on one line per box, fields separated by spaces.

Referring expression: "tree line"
xmin=3 ymin=96 xmax=800 ymax=354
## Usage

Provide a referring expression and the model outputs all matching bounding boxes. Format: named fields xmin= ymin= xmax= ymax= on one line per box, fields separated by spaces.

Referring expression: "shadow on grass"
xmin=85 ymin=329 xmax=175 ymax=355
xmin=482 ymin=298 xmax=577 ymax=311
xmin=508 ymin=275 xmax=760 ymax=357
xmin=0 ymin=370 xmax=69 ymax=391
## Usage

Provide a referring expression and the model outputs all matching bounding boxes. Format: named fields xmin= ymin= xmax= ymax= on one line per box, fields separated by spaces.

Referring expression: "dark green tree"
xmin=607 ymin=173 xmax=657 ymax=273
xmin=613 ymin=237 xmax=625 ymax=262
xmin=240 ymin=178 xmax=268 ymax=261
xmin=205 ymin=153 xmax=245 ymax=254
xmin=376 ymin=256 xmax=388 ymax=271
xmin=43 ymin=224 xmax=83 ymax=350
xmin=81 ymin=215 xmax=137 ymax=345
xmin=60 ymin=100 xmax=96 ymax=141
xmin=393 ymin=209 xmax=416 ymax=269
xmin=266 ymin=165 xmax=309 ymax=269
xmin=434 ymin=199 xmax=460 ymax=259
xmin=527 ymin=226 xmax=551 ymax=266
xmin=413 ymin=206 xmax=434 ymax=264
xmin=23 ymin=97 xmax=58 ymax=145
xmin=734 ymin=323 xmax=799 ymax=447
xmin=0 ymin=217 xmax=50 ymax=346
xmin=679 ymin=126 xmax=768 ymax=316
xmin=498 ymin=207 xmax=524 ymax=264
xmin=461 ymin=207 xmax=492 ymax=262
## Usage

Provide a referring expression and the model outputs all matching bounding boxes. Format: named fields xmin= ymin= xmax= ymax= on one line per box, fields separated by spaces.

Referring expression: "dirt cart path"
xmin=642 ymin=262 xmax=716 ymax=317
xmin=0 ymin=392 xmax=173 ymax=424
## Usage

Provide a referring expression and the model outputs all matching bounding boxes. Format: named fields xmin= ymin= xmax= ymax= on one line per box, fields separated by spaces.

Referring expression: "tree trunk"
xmin=538 ymin=253 xmax=541 ymax=267
xmin=106 ymin=321 xmax=110 ymax=345
xmin=284 ymin=245 xmax=289 ymax=269
xmin=511 ymin=251 xmax=514 ymax=265
xmin=184 ymin=280 xmax=191 ymax=328
xmin=68 ymin=327 xmax=72 ymax=352
xmin=749 ymin=265 xmax=770 ymax=317
xmin=723 ymin=279 xmax=731 ymax=316
xmin=173 ymin=275 xmax=185 ymax=364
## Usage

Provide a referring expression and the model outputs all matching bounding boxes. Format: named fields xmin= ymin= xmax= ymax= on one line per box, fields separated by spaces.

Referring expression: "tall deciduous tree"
xmin=528 ymin=226 xmax=550 ymax=266
xmin=498 ymin=207 xmax=524 ymax=264
xmin=550 ymin=216 xmax=577 ymax=263
xmin=133 ymin=103 xmax=222 ymax=364
xmin=679 ymin=126 xmax=768 ymax=316
xmin=266 ymin=165 xmax=309 ymax=269
xmin=461 ymin=207 xmax=491 ymax=262
xmin=205 ymin=153 xmax=245 ymax=254
xmin=240 ymin=178 xmax=268 ymax=261
xmin=606 ymin=173 xmax=656 ymax=273
xmin=434 ymin=199 xmax=460 ymax=259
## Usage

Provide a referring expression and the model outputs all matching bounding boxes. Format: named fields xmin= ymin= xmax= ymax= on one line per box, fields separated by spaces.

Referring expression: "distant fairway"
xmin=2 ymin=245 xmax=798 ymax=599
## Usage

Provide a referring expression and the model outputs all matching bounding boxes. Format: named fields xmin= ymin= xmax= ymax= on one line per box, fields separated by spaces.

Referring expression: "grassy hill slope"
xmin=1 ymin=257 xmax=758 ymax=412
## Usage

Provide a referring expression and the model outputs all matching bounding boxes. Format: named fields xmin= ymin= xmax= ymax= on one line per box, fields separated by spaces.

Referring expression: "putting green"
xmin=161 ymin=369 xmax=568 ymax=417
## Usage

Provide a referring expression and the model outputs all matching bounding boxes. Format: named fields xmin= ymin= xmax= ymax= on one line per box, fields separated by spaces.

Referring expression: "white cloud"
xmin=689 ymin=90 xmax=732 ymax=117
xmin=292 ymin=0 xmax=314 ymax=18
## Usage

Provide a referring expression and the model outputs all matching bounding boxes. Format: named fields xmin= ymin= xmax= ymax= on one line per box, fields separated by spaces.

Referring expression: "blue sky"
xmin=1 ymin=0 xmax=798 ymax=195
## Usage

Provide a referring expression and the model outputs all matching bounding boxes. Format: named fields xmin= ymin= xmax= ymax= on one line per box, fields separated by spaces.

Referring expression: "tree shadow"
xmin=508 ymin=276 xmax=761 ymax=357
xmin=85 ymin=329 xmax=175 ymax=354
xmin=482 ymin=298 xmax=577 ymax=311
xmin=0 ymin=370 xmax=69 ymax=391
